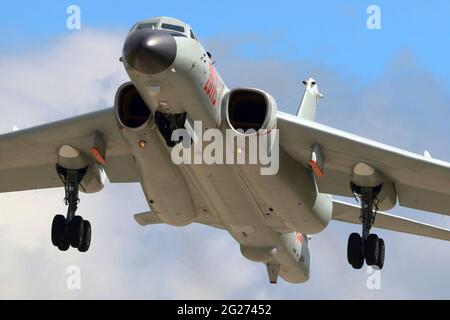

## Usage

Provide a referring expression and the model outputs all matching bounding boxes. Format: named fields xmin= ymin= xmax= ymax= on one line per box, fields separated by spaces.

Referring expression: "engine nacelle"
xmin=114 ymin=82 xmax=197 ymax=227
xmin=115 ymin=82 xmax=152 ymax=131
xmin=221 ymin=87 xmax=331 ymax=235
xmin=224 ymin=88 xmax=277 ymax=134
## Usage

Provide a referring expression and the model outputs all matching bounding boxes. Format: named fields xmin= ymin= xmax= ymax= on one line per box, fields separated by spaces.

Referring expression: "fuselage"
xmin=117 ymin=16 xmax=334 ymax=283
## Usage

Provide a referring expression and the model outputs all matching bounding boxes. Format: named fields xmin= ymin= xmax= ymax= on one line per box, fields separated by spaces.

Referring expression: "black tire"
xmin=376 ymin=238 xmax=385 ymax=270
xmin=365 ymin=234 xmax=380 ymax=266
xmin=51 ymin=215 xmax=66 ymax=247
xmin=347 ymin=233 xmax=364 ymax=269
xmin=58 ymin=234 xmax=70 ymax=251
xmin=69 ymin=216 xmax=84 ymax=248
xmin=78 ymin=220 xmax=91 ymax=253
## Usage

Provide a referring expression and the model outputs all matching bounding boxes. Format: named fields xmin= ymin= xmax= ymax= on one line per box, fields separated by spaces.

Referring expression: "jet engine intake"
xmin=115 ymin=82 xmax=151 ymax=130
xmin=224 ymin=88 xmax=277 ymax=134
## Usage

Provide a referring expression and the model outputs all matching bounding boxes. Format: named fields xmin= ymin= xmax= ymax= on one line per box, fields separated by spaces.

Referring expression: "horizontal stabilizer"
xmin=134 ymin=211 xmax=226 ymax=230
xmin=332 ymin=200 xmax=450 ymax=241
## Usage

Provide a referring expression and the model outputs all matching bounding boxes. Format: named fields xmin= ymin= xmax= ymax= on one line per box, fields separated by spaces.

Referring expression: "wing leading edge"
xmin=278 ymin=111 xmax=450 ymax=216
xmin=0 ymin=107 xmax=138 ymax=193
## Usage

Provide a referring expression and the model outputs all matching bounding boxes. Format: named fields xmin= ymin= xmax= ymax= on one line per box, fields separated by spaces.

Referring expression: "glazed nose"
xmin=123 ymin=29 xmax=177 ymax=74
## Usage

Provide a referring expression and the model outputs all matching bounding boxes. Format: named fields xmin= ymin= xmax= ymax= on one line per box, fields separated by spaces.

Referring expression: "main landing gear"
xmin=51 ymin=165 xmax=92 ymax=252
xmin=347 ymin=183 xmax=385 ymax=270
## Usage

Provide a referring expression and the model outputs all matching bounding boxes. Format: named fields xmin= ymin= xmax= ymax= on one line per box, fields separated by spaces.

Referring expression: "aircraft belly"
xmin=118 ymin=120 xmax=197 ymax=226
xmin=236 ymin=148 xmax=333 ymax=235
xmin=182 ymin=159 xmax=307 ymax=284
xmin=183 ymin=162 xmax=281 ymax=247
xmin=174 ymin=111 xmax=316 ymax=282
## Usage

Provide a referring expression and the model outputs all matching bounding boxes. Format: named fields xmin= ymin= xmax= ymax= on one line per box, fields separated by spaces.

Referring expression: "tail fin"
xmin=296 ymin=78 xmax=323 ymax=121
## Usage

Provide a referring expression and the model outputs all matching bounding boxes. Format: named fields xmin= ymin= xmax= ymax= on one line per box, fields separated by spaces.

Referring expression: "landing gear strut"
xmin=51 ymin=165 xmax=92 ymax=252
xmin=347 ymin=183 xmax=385 ymax=270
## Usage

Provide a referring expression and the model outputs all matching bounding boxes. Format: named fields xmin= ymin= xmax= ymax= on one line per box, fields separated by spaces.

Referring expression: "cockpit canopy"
xmin=130 ymin=16 xmax=197 ymax=40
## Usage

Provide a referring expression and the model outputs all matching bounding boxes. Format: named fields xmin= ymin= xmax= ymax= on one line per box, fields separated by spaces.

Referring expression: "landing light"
xmin=139 ymin=140 xmax=147 ymax=149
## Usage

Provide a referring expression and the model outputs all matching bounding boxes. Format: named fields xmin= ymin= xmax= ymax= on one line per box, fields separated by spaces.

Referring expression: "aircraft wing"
xmin=277 ymin=111 xmax=450 ymax=216
xmin=0 ymin=107 xmax=138 ymax=192
xmin=332 ymin=200 xmax=450 ymax=241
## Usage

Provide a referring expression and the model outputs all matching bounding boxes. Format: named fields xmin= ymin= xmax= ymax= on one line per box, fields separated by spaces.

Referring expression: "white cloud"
xmin=0 ymin=29 xmax=449 ymax=299
xmin=0 ymin=29 xmax=128 ymax=129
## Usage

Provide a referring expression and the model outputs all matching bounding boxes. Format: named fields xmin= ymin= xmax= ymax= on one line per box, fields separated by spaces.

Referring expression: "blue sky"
xmin=0 ymin=1 xmax=449 ymax=299
xmin=3 ymin=0 xmax=450 ymax=83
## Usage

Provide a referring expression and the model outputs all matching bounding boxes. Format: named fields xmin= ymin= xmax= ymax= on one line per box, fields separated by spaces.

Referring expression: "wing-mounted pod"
xmin=57 ymin=143 xmax=105 ymax=194
xmin=351 ymin=162 xmax=397 ymax=211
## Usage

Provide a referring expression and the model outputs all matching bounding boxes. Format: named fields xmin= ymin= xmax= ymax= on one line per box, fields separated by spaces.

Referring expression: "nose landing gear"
xmin=347 ymin=184 xmax=385 ymax=270
xmin=51 ymin=165 xmax=92 ymax=252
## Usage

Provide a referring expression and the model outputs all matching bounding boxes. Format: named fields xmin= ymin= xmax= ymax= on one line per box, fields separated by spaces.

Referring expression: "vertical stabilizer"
xmin=297 ymin=78 xmax=323 ymax=121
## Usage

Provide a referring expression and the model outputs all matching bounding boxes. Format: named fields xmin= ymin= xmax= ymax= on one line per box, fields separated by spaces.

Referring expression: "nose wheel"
xmin=347 ymin=184 xmax=385 ymax=270
xmin=51 ymin=165 xmax=92 ymax=252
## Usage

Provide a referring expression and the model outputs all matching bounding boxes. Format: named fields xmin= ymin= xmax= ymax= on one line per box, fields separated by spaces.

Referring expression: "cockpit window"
xmin=137 ymin=23 xmax=157 ymax=30
xmin=161 ymin=23 xmax=185 ymax=33
xmin=190 ymin=29 xmax=197 ymax=40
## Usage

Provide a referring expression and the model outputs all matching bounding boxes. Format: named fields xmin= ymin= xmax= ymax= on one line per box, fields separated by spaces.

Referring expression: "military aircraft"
xmin=1 ymin=16 xmax=449 ymax=284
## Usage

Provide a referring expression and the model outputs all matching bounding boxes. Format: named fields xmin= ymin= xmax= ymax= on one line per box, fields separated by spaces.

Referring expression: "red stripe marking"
xmin=90 ymin=147 xmax=106 ymax=165
xmin=309 ymin=160 xmax=324 ymax=177
xmin=204 ymin=63 xmax=219 ymax=106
